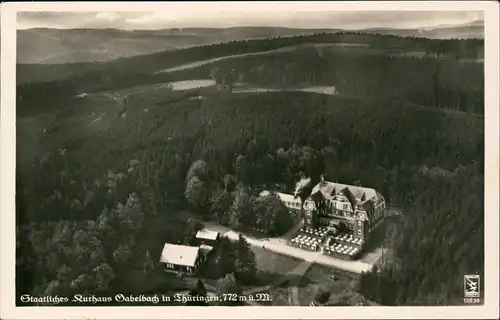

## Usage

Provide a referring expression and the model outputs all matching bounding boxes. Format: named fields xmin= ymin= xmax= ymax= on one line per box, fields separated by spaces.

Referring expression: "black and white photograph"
xmin=1 ymin=1 xmax=499 ymax=319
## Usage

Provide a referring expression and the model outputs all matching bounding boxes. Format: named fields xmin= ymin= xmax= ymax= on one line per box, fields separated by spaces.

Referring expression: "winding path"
xmin=287 ymin=261 xmax=313 ymax=306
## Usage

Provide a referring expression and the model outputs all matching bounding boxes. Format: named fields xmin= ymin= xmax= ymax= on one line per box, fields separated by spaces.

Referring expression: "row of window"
xmin=327 ymin=200 xmax=351 ymax=211
xmin=330 ymin=209 xmax=354 ymax=218
xmin=284 ymin=200 xmax=315 ymax=210
xmin=284 ymin=201 xmax=301 ymax=209
xmin=166 ymin=263 xmax=193 ymax=273
xmin=304 ymin=202 xmax=315 ymax=210
xmin=323 ymin=206 xmax=369 ymax=219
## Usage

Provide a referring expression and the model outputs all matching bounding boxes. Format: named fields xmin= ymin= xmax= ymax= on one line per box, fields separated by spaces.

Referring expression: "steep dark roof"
xmin=311 ymin=181 xmax=383 ymax=206
xmin=361 ymin=198 xmax=375 ymax=213
xmin=340 ymin=187 xmax=357 ymax=207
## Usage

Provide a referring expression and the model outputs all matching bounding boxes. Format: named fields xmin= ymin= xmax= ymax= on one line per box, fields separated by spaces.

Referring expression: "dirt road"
xmin=154 ymin=45 xmax=301 ymax=75
xmin=154 ymin=43 xmax=337 ymax=75
xmin=199 ymin=220 xmax=373 ymax=274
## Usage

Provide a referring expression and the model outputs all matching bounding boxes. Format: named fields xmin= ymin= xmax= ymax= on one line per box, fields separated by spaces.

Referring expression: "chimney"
xmin=320 ymin=174 xmax=325 ymax=184
xmin=294 ymin=182 xmax=301 ymax=199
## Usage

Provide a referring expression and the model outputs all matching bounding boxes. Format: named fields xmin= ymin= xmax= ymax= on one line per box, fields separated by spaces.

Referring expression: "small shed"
xmin=195 ymin=228 xmax=220 ymax=247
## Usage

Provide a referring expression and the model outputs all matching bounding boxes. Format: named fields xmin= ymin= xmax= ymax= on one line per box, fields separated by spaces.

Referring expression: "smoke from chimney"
xmin=294 ymin=177 xmax=312 ymax=199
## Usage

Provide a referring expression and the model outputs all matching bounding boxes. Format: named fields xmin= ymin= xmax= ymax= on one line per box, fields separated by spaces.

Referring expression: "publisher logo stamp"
xmin=464 ymin=275 xmax=480 ymax=298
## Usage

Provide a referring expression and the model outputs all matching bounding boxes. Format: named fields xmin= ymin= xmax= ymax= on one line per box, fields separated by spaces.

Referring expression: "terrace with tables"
xmin=323 ymin=242 xmax=360 ymax=260
xmin=332 ymin=232 xmax=363 ymax=246
xmin=287 ymin=228 xmax=363 ymax=260
xmin=289 ymin=234 xmax=321 ymax=252
xmin=302 ymin=227 xmax=328 ymax=238
xmin=288 ymin=227 xmax=328 ymax=252
xmin=322 ymin=232 xmax=363 ymax=259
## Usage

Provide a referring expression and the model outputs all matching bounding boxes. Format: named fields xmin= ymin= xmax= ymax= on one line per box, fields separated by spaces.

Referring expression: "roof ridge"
xmin=323 ymin=181 xmax=378 ymax=194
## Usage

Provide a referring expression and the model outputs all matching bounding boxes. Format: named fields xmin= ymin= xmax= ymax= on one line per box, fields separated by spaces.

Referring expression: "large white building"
xmin=307 ymin=178 xmax=386 ymax=242
xmin=276 ymin=177 xmax=386 ymax=259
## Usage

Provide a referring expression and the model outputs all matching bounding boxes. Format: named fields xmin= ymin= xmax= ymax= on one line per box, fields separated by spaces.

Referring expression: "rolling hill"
xmin=17 ymin=21 xmax=483 ymax=64
xmin=17 ymin=32 xmax=484 ymax=88
xmin=364 ymin=20 xmax=484 ymax=39
xmin=17 ymin=33 xmax=484 ymax=119
xmin=16 ymin=27 xmax=335 ymax=64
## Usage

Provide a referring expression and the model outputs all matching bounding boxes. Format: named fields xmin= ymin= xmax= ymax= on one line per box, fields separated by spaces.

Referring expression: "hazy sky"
xmin=17 ymin=10 xmax=483 ymax=30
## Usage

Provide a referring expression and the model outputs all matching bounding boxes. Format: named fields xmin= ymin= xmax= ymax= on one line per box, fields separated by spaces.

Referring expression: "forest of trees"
xmin=16 ymin=90 xmax=484 ymax=305
xmin=184 ymin=234 xmax=257 ymax=306
xmin=150 ymin=48 xmax=482 ymax=114
xmin=184 ymin=156 xmax=296 ymax=236
xmin=16 ymin=162 xmax=158 ymax=304
xmin=16 ymin=31 xmax=484 ymax=306
xmin=16 ymin=156 xmax=259 ymax=305
xmin=358 ymin=164 xmax=484 ymax=305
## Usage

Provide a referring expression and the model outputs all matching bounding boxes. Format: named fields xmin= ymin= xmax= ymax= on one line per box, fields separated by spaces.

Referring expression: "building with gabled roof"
xmin=195 ymin=228 xmax=220 ymax=247
xmin=159 ymin=243 xmax=204 ymax=275
xmin=276 ymin=175 xmax=387 ymax=259
xmin=196 ymin=228 xmax=219 ymax=241
xmin=307 ymin=176 xmax=386 ymax=242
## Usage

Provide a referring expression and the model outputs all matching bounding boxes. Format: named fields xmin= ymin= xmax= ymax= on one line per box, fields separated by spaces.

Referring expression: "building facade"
xmin=276 ymin=192 xmax=317 ymax=226
xmin=312 ymin=179 xmax=385 ymax=238
xmin=159 ymin=243 xmax=205 ymax=275
xmin=278 ymin=177 xmax=386 ymax=256
xmin=195 ymin=228 xmax=220 ymax=247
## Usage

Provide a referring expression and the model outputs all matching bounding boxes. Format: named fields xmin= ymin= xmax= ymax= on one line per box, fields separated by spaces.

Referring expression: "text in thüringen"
xmin=19 ymin=293 xmax=272 ymax=305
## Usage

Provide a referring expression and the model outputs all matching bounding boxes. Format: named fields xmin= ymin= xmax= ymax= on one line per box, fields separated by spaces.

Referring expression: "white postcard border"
xmin=1 ymin=1 xmax=498 ymax=319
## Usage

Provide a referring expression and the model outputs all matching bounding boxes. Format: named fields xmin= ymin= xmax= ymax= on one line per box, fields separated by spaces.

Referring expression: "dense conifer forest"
xmin=18 ymin=32 xmax=484 ymax=115
xmin=16 ymin=32 xmax=484 ymax=306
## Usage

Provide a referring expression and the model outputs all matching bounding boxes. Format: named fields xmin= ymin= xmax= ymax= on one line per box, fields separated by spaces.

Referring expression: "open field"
xmin=251 ymin=246 xmax=303 ymax=283
xmin=153 ymin=43 xmax=336 ymax=75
